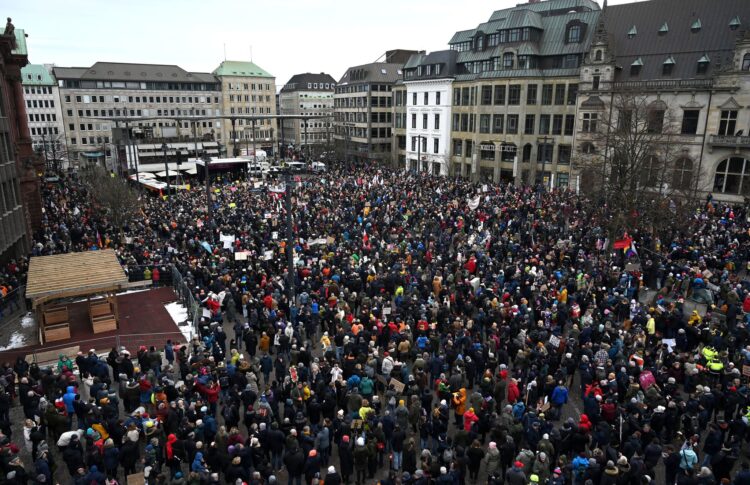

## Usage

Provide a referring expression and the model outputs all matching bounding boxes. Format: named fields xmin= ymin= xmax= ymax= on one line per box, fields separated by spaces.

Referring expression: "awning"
xmin=155 ymin=170 xmax=181 ymax=177
xmin=185 ymin=167 xmax=198 ymax=175
xmin=82 ymin=152 xmax=104 ymax=158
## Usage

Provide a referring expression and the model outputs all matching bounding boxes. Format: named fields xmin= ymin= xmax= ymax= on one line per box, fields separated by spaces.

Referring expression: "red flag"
xmin=613 ymin=237 xmax=633 ymax=250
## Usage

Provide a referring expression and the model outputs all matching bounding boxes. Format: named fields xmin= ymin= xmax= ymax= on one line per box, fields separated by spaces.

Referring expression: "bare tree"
xmin=574 ymin=93 xmax=701 ymax=245
xmin=82 ymin=167 xmax=142 ymax=237
xmin=32 ymin=125 xmax=69 ymax=173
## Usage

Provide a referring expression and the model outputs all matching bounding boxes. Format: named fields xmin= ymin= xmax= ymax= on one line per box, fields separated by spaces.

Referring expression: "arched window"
xmin=743 ymin=53 xmax=750 ymax=71
xmin=672 ymin=157 xmax=693 ymax=190
xmin=503 ymin=53 xmax=515 ymax=69
xmin=594 ymin=50 xmax=602 ymax=61
xmin=640 ymin=155 xmax=661 ymax=187
xmin=714 ymin=157 xmax=750 ymax=195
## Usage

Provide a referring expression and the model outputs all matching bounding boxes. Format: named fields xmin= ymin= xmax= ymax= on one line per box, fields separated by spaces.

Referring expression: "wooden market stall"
xmin=25 ymin=250 xmax=130 ymax=343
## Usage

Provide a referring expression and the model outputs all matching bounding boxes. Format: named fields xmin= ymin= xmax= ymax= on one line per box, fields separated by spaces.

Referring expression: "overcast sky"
xmin=10 ymin=0 xmax=635 ymax=89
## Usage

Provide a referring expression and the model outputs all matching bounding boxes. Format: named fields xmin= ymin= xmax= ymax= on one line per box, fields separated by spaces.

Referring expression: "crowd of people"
xmin=0 ymin=164 xmax=749 ymax=485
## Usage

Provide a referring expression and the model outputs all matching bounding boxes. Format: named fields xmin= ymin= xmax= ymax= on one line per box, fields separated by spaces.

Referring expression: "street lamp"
xmin=161 ymin=143 xmax=171 ymax=199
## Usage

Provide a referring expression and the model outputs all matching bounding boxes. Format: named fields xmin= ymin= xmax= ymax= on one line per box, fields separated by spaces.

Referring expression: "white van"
xmin=311 ymin=162 xmax=326 ymax=172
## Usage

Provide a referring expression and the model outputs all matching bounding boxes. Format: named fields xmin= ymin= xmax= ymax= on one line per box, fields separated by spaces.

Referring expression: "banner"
xmin=467 ymin=195 xmax=481 ymax=211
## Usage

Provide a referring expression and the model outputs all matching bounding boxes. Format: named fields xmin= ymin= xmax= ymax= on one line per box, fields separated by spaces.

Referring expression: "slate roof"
xmin=280 ymin=73 xmax=337 ymax=93
xmin=53 ymin=62 xmax=219 ymax=84
xmin=338 ymin=63 xmax=404 ymax=85
xmin=605 ymin=0 xmax=750 ymax=81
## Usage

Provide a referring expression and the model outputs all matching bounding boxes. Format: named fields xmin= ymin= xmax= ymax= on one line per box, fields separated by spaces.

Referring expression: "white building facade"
xmin=404 ymin=78 xmax=453 ymax=175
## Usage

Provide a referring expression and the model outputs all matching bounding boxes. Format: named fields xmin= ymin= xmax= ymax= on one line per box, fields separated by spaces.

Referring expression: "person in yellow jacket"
xmin=452 ymin=388 xmax=467 ymax=427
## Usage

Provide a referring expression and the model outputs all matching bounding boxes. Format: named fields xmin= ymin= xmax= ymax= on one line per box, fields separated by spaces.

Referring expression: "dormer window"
xmin=425 ymin=65 xmax=431 ymax=76
xmin=567 ymin=24 xmax=581 ymax=43
xmin=503 ymin=53 xmax=515 ymax=69
xmin=476 ymin=36 xmax=484 ymax=51
xmin=630 ymin=58 xmax=643 ymax=76
xmin=658 ymin=22 xmax=668 ymax=35
xmin=691 ymin=19 xmax=702 ymax=32
xmin=435 ymin=64 xmax=441 ymax=76
xmin=627 ymin=26 xmax=637 ymax=38
xmin=729 ymin=16 xmax=741 ymax=31
xmin=662 ymin=56 xmax=675 ymax=76
xmin=697 ymin=55 xmax=710 ymax=74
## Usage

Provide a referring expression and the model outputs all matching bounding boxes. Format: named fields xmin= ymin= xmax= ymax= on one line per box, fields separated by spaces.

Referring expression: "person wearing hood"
xmin=467 ymin=439 xmax=485 ymax=482
xmin=305 ymin=449 xmax=322 ymax=485
xmin=505 ymin=460 xmax=526 ymax=485
xmin=600 ymin=460 xmax=619 ymax=485
xmin=452 ymin=388 xmax=467 ymax=428
xmin=84 ymin=464 xmax=106 ymax=485
xmin=191 ymin=451 xmax=208 ymax=475
xmin=531 ymin=452 xmax=551 ymax=484
xmin=63 ymin=385 xmax=77 ymax=429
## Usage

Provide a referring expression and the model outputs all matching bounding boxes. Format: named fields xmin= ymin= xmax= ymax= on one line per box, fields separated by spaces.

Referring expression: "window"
xmin=663 ymin=60 xmax=674 ymax=76
xmin=494 ymin=85 xmax=506 ymax=105
xmin=565 ymin=115 xmax=575 ymax=136
xmin=719 ymin=110 xmax=738 ymax=136
xmin=433 ymin=138 xmax=439 ymax=154
xmin=582 ymin=113 xmax=598 ymax=133
xmin=567 ymin=24 xmax=581 ymax=43
xmin=453 ymin=139 xmax=463 ymax=156
xmin=648 ymin=109 xmax=665 ymax=133
xmin=523 ymin=144 xmax=533 ymax=162
xmin=595 ymin=50 xmax=603 ymax=62
xmin=697 ymin=56 xmax=709 ymax=74
xmin=508 ymin=85 xmax=521 ymax=105
xmin=422 ymin=137 xmax=427 ymax=152
xmin=493 ymin=114 xmax=504 ymax=134
xmin=673 ymin=158 xmax=693 ymax=190
xmin=527 ymin=84 xmax=537 ymax=105
xmin=541 ymin=85 xmax=553 ymax=105
xmin=575 ymin=142 xmax=595 ymax=157
xmin=481 ymin=144 xmax=495 ymax=161
xmin=564 ymin=55 xmax=579 ymax=69
xmin=552 ymin=115 xmax=563 ymax=135
xmin=503 ymin=53 xmax=514 ymax=69
xmin=537 ymin=143 xmax=553 ymax=163
xmin=554 ymin=84 xmax=565 ymax=105
xmin=453 ymin=88 xmax=461 ymax=106
xmin=480 ymin=114 xmax=491 ymax=134
xmin=411 ymin=113 xmax=417 ymax=129
xmin=436 ymin=92 xmax=441 ymax=105
xmin=461 ymin=114 xmax=469 ymax=132
xmin=423 ymin=114 xmax=428 ymax=129
xmin=462 ymin=88 xmax=470 ymax=105
xmin=681 ymin=110 xmax=700 ymax=135
xmin=524 ymin=115 xmax=535 ymax=135
xmin=424 ymin=92 xmax=429 ymax=105
xmin=630 ymin=59 xmax=643 ymax=77
xmin=411 ymin=137 xmax=417 ymax=151
xmin=618 ymin=110 xmax=633 ymax=132
xmin=434 ymin=114 xmax=440 ymax=130
xmin=453 ymin=114 xmax=460 ymax=131
xmin=558 ymin=145 xmax=571 ymax=165
xmin=567 ymin=84 xmax=578 ymax=105
xmin=481 ymin=86 xmax=492 ymax=105
xmin=743 ymin=53 xmax=750 ymax=71
xmin=539 ymin=115 xmax=551 ymax=135
xmin=592 ymin=75 xmax=600 ymax=90
xmin=506 ymin=115 xmax=519 ymax=134
xmin=413 ymin=93 xmax=417 ymax=105
xmin=714 ymin=157 xmax=750 ymax=195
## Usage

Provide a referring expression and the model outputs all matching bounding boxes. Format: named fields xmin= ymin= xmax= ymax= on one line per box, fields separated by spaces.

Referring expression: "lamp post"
xmin=161 ymin=143 xmax=171 ymax=199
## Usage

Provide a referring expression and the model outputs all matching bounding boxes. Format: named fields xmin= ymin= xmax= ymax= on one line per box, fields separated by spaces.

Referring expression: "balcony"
xmin=709 ymin=134 xmax=750 ymax=150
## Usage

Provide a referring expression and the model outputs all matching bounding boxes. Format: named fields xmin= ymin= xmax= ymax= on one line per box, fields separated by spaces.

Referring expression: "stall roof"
xmin=26 ymin=250 xmax=129 ymax=304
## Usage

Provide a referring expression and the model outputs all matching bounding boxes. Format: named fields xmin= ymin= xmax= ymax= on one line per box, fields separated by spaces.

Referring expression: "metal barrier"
xmin=0 ymin=286 xmax=27 ymax=329
xmin=171 ymin=266 xmax=201 ymax=338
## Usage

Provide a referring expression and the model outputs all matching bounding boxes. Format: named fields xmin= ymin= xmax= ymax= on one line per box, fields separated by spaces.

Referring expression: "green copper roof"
xmin=21 ymin=64 xmax=56 ymax=86
xmin=212 ymin=60 xmax=273 ymax=78
xmin=11 ymin=28 xmax=27 ymax=56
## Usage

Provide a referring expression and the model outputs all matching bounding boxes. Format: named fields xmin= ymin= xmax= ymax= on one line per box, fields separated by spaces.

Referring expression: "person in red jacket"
xmin=507 ymin=378 xmax=520 ymax=404
xmin=463 ymin=407 xmax=479 ymax=432
xmin=196 ymin=380 xmax=220 ymax=415
xmin=743 ymin=294 xmax=750 ymax=314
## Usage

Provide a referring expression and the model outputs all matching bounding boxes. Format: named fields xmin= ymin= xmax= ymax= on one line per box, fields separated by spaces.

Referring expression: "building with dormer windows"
xmin=575 ymin=0 xmax=750 ymax=201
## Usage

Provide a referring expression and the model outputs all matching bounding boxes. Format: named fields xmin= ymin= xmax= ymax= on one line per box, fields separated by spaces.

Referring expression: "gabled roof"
xmin=280 ymin=73 xmax=337 ymax=92
xmin=212 ymin=60 xmax=273 ymax=78
xmin=21 ymin=64 xmax=55 ymax=86
xmin=605 ymin=0 xmax=750 ymax=81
